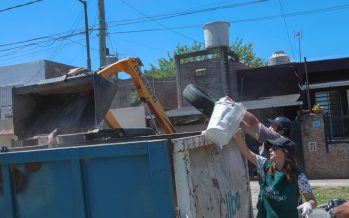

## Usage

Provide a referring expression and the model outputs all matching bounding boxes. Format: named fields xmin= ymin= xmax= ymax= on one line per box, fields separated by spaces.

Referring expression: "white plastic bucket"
xmin=204 ymin=97 xmax=246 ymax=148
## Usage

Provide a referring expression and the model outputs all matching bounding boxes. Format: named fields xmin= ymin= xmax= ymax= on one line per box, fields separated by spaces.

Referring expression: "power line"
xmin=277 ymin=0 xmax=296 ymax=61
xmin=119 ymin=0 xmax=203 ymax=45
xmin=0 ymin=0 xmax=43 ymax=13
xmin=109 ymin=35 xmax=167 ymax=53
xmin=49 ymin=7 xmax=84 ymax=60
xmin=1 ymin=3 xmax=349 ymax=55
xmin=2 ymin=3 xmax=348 ymax=50
xmin=107 ymin=4 xmax=349 ymax=34
xmin=108 ymin=0 xmax=267 ymax=27
xmin=0 ymin=31 xmax=86 ymax=53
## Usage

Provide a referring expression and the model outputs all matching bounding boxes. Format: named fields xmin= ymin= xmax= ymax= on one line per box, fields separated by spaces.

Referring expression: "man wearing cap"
xmin=240 ymin=110 xmax=291 ymax=158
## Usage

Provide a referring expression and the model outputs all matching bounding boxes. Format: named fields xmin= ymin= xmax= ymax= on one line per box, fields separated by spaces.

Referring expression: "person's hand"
xmin=297 ymin=202 xmax=313 ymax=217
xmin=224 ymin=96 xmax=235 ymax=103
xmin=327 ymin=208 xmax=335 ymax=218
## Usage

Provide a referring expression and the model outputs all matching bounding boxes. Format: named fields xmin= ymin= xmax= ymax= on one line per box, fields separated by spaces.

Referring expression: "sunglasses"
xmin=269 ymin=146 xmax=288 ymax=155
xmin=271 ymin=125 xmax=284 ymax=132
xmin=270 ymin=146 xmax=280 ymax=151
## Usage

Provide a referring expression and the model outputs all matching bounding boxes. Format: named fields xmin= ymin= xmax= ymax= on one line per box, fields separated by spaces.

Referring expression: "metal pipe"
xmin=304 ymin=57 xmax=311 ymax=111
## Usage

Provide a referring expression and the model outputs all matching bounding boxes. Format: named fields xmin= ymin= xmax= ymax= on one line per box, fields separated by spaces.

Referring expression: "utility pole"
xmin=304 ymin=57 xmax=311 ymax=111
xmin=79 ymin=0 xmax=91 ymax=71
xmin=98 ymin=0 xmax=107 ymax=67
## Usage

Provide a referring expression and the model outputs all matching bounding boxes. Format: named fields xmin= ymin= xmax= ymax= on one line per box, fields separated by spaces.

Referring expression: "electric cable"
xmin=1 ymin=2 xmax=348 ymax=64
xmin=0 ymin=0 xmax=43 ymax=13
xmin=277 ymin=0 xmax=296 ymax=61
xmin=120 ymin=0 xmax=202 ymax=45
xmin=1 ymin=3 xmax=348 ymax=51
xmin=48 ymin=7 xmax=84 ymax=60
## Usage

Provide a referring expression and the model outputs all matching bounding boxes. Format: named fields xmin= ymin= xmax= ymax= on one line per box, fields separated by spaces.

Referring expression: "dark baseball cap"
xmin=267 ymin=116 xmax=291 ymax=130
xmin=265 ymin=137 xmax=295 ymax=157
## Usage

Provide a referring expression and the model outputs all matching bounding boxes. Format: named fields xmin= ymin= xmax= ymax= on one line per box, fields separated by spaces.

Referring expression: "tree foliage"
xmin=144 ymin=41 xmax=204 ymax=78
xmin=130 ymin=89 xmax=141 ymax=107
xmin=231 ymin=38 xmax=266 ymax=68
xmin=144 ymin=38 xmax=266 ymax=78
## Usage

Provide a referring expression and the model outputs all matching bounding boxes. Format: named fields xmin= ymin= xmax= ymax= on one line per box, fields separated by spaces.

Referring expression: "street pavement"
xmin=249 ymin=179 xmax=349 ymax=218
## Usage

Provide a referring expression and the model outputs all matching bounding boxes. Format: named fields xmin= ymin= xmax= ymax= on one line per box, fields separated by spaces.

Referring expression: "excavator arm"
xmin=97 ymin=57 xmax=176 ymax=134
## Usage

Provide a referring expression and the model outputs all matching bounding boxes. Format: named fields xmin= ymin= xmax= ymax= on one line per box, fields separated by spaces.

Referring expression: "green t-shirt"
xmin=257 ymin=159 xmax=299 ymax=218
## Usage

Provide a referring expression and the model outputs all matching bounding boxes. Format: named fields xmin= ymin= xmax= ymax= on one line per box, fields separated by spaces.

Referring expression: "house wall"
xmin=111 ymin=77 xmax=177 ymax=111
xmin=111 ymin=79 xmax=133 ymax=108
xmin=177 ymin=58 xmax=247 ymax=107
xmin=177 ymin=58 xmax=224 ymax=105
xmin=0 ymin=135 xmax=15 ymax=147
xmin=237 ymin=65 xmax=300 ymax=101
xmin=110 ymin=106 xmax=146 ymax=128
xmin=300 ymin=113 xmax=349 ymax=179
xmin=0 ymin=61 xmax=45 ymax=86
xmin=44 ymin=60 xmax=76 ymax=79
xmin=0 ymin=61 xmax=76 ymax=117
xmin=0 ymin=119 xmax=15 ymax=147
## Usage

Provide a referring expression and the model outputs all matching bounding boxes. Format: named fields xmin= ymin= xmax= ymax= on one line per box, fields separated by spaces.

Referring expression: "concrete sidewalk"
xmin=249 ymin=179 xmax=349 ymax=217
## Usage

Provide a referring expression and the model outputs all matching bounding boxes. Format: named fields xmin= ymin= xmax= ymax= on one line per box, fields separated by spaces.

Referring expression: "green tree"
xmin=144 ymin=41 xmax=204 ymax=78
xmin=231 ymin=37 xmax=266 ymax=68
xmin=130 ymin=89 xmax=141 ymax=107
xmin=144 ymin=38 xmax=266 ymax=78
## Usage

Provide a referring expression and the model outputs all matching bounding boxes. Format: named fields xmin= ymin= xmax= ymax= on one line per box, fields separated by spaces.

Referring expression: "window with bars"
xmin=315 ymin=91 xmax=342 ymax=115
xmin=317 ymin=90 xmax=349 ymax=142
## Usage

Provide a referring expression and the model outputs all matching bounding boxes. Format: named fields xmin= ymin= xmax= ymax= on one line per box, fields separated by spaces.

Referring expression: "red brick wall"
xmin=300 ymin=114 xmax=349 ymax=179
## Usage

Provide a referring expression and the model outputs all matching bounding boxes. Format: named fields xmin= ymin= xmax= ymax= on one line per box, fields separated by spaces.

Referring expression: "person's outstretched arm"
xmin=235 ymin=130 xmax=257 ymax=165
xmin=240 ymin=111 xmax=261 ymax=140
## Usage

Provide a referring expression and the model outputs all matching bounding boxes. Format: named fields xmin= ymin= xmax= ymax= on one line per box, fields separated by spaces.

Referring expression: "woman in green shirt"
xmin=235 ymin=131 xmax=317 ymax=218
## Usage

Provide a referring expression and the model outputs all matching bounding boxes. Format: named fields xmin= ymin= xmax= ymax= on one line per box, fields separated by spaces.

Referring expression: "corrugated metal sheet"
xmin=166 ymin=94 xmax=302 ymax=117
xmin=242 ymin=94 xmax=303 ymax=110
xmin=301 ymin=80 xmax=349 ymax=90
xmin=0 ymin=86 xmax=12 ymax=107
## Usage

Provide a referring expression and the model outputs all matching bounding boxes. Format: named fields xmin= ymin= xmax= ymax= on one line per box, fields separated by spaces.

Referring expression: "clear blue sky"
xmin=1 ymin=0 xmax=348 ymax=71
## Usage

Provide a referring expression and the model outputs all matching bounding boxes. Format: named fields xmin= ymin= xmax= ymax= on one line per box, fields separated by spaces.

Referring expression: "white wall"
xmin=0 ymin=61 xmax=45 ymax=86
xmin=110 ymin=106 xmax=146 ymax=128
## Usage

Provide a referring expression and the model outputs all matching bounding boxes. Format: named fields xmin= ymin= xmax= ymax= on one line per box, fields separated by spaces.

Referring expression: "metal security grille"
xmin=318 ymin=91 xmax=349 ymax=142
xmin=315 ymin=91 xmax=342 ymax=115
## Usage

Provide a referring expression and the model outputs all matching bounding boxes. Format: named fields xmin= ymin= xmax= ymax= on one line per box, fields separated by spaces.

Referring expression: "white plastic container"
xmin=204 ymin=97 xmax=246 ymax=148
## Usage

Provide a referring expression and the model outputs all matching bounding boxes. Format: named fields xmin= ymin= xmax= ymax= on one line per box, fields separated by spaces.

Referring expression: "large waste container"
xmin=0 ymin=133 xmax=252 ymax=218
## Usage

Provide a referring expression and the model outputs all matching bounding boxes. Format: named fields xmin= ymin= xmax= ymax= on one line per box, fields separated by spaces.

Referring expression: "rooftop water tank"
xmin=106 ymin=54 xmax=118 ymax=66
xmin=268 ymin=51 xmax=290 ymax=66
xmin=203 ymin=21 xmax=230 ymax=49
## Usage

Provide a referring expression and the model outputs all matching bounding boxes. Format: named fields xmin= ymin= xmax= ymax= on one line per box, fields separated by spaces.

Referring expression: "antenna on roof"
xmin=295 ymin=31 xmax=302 ymax=63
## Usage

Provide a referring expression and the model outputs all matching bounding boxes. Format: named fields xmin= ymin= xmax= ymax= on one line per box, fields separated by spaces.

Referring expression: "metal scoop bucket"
xmin=12 ymin=73 xmax=118 ymax=139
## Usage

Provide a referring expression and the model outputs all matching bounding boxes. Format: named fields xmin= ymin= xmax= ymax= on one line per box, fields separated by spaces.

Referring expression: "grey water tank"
xmin=106 ymin=55 xmax=118 ymax=66
xmin=203 ymin=21 xmax=230 ymax=49
xmin=268 ymin=51 xmax=290 ymax=66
